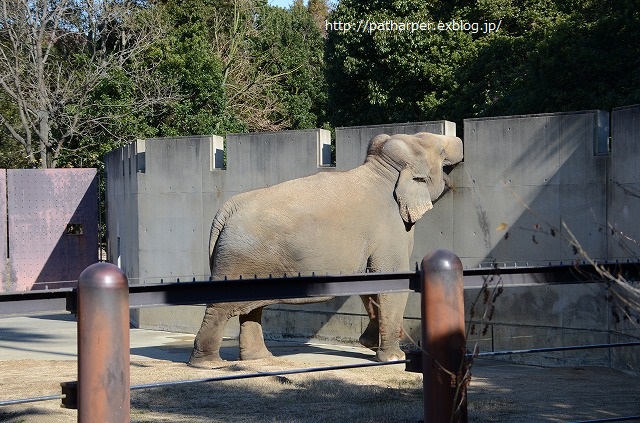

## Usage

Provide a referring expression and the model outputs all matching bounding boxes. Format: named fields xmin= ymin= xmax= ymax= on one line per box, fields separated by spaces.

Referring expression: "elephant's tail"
xmin=209 ymin=199 xmax=238 ymax=272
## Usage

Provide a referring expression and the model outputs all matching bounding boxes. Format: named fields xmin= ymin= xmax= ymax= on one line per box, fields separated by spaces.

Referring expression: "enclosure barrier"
xmin=76 ymin=262 xmax=130 ymax=421
xmin=420 ymin=250 xmax=468 ymax=422
xmin=53 ymin=250 xmax=467 ymax=423
xmin=4 ymin=256 xmax=640 ymax=421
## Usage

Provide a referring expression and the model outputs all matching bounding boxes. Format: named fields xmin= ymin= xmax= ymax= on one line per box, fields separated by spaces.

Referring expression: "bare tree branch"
xmin=0 ymin=0 xmax=172 ymax=168
xmin=210 ymin=0 xmax=293 ymax=132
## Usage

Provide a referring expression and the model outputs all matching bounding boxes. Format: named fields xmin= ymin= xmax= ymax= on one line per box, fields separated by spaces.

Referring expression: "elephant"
xmin=188 ymin=132 xmax=463 ymax=365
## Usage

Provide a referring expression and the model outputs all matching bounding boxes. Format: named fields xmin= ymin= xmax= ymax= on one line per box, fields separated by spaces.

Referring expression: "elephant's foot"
xmin=188 ymin=349 xmax=224 ymax=367
xmin=374 ymin=343 xmax=406 ymax=362
xmin=239 ymin=345 xmax=273 ymax=361
xmin=359 ymin=320 xmax=380 ymax=350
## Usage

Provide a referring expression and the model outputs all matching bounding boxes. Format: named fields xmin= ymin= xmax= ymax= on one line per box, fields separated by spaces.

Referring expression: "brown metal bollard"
xmin=421 ymin=249 xmax=467 ymax=423
xmin=77 ymin=262 xmax=130 ymax=422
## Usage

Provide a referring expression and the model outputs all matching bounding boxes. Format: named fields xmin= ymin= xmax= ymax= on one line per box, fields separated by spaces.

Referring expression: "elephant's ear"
xmin=395 ymin=167 xmax=433 ymax=225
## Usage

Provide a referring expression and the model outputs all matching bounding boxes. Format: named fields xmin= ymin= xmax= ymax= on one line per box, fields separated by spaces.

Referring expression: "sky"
xmin=268 ymin=0 xmax=295 ymax=8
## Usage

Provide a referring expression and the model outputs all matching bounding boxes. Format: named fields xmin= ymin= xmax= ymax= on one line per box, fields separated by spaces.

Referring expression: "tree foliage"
xmin=252 ymin=1 xmax=327 ymax=129
xmin=326 ymin=0 xmax=640 ymax=127
xmin=199 ymin=0 xmax=326 ymax=131
xmin=0 ymin=0 xmax=328 ymax=168
xmin=1 ymin=0 xmax=638 ymax=168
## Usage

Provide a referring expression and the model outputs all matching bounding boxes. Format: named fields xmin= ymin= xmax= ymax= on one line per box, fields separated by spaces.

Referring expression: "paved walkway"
xmin=0 ymin=312 xmax=379 ymax=364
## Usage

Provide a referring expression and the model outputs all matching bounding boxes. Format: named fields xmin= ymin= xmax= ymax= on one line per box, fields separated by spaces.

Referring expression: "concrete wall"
xmin=106 ymin=130 xmax=334 ymax=283
xmin=104 ymin=123 xmax=455 ymax=336
xmin=607 ymin=105 xmax=640 ymax=374
xmin=456 ymin=110 xmax=610 ymax=267
xmin=455 ymin=107 xmax=639 ymax=373
xmin=105 ymin=107 xmax=640 ymax=372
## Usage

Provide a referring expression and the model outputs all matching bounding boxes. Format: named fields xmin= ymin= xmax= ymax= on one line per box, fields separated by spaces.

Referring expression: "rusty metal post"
xmin=77 ymin=262 xmax=130 ymax=422
xmin=421 ymin=249 xmax=467 ymax=423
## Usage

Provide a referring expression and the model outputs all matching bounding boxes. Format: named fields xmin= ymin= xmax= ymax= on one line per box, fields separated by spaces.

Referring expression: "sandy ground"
xmin=1 ymin=314 xmax=639 ymax=422
xmin=1 ymin=354 xmax=640 ymax=422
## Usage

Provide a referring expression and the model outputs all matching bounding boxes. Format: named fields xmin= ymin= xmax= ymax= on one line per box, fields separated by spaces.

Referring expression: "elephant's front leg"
xmin=359 ymin=294 xmax=380 ymax=350
xmin=239 ymin=306 xmax=273 ymax=360
xmin=376 ymin=292 xmax=408 ymax=362
xmin=360 ymin=292 xmax=408 ymax=362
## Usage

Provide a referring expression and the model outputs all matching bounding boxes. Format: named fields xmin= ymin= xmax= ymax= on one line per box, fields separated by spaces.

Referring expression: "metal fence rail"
xmin=3 ymin=260 xmax=640 ymax=316
xmin=0 ymin=251 xmax=463 ymax=423
xmin=2 ymin=255 xmax=640 ymax=422
xmin=473 ymin=342 xmax=640 ymax=358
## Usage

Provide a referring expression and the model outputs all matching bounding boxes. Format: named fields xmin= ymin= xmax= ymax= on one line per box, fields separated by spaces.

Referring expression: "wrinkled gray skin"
xmin=189 ymin=132 xmax=463 ymax=365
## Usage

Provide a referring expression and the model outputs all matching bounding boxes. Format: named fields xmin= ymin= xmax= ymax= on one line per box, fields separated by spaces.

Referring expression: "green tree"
xmin=0 ymin=91 xmax=30 ymax=168
xmin=158 ymin=0 xmax=327 ymax=132
xmin=56 ymin=0 xmax=242 ymax=169
xmin=151 ymin=0 xmax=242 ymax=136
xmin=439 ymin=0 xmax=640 ymax=119
xmin=308 ymin=0 xmax=330 ymax=35
xmin=326 ymin=0 xmax=640 ymax=127
xmin=325 ymin=0 xmax=475 ymax=126
xmin=252 ymin=1 xmax=327 ymax=129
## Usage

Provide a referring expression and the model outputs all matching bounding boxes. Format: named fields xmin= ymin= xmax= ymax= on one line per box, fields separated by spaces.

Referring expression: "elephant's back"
xmin=209 ymin=166 xmax=399 ymax=277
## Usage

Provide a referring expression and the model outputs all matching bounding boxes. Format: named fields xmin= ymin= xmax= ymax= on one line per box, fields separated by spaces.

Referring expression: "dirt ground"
xmin=1 ymin=354 xmax=640 ymax=423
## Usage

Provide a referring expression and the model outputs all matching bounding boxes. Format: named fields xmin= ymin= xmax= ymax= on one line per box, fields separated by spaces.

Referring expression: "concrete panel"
xmin=0 ymin=171 xmax=7 ymax=291
xmin=453 ymin=185 xmax=563 ymax=265
xmin=463 ymin=111 xmax=608 ymax=188
xmin=609 ymin=105 xmax=640 ymax=259
xmin=335 ymin=121 xmax=456 ymax=170
xmin=460 ymin=110 xmax=609 ymax=267
xmin=131 ymin=304 xmax=241 ymax=338
xmin=225 ymin=129 xmax=332 ymax=193
xmin=465 ymin=283 xmax=611 ymax=367
xmin=610 ymin=105 xmax=640 ymax=184
xmin=138 ymin=136 xmax=224 ymax=280
xmin=263 ymin=298 xmax=422 ymax=346
xmin=143 ymin=136 xmax=213 ymax=194
xmin=264 ymin=305 xmax=368 ymax=343
xmin=5 ymin=169 xmax=98 ymax=291
xmin=105 ymin=142 xmax=142 ymax=279
xmin=558 ymin=182 xmax=608 ymax=259
xmin=610 ymin=330 xmax=640 ymax=375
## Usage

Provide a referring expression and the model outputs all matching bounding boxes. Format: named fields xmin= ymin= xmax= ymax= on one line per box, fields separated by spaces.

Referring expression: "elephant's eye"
xmin=413 ymin=176 xmax=428 ymax=183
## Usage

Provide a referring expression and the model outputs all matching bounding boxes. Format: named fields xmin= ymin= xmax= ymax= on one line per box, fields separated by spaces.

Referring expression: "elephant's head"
xmin=365 ymin=132 xmax=463 ymax=225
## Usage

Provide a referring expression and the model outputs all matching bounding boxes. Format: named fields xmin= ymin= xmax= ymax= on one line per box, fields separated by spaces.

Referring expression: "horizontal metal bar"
xmin=1 ymin=260 xmax=639 ymax=315
xmin=132 ymin=360 xmax=409 ymax=390
xmin=125 ymin=273 xmax=417 ymax=310
xmin=464 ymin=259 xmax=640 ymax=274
xmin=0 ymin=289 xmax=73 ymax=315
xmin=0 ymin=394 xmax=65 ymax=407
xmin=569 ymin=417 xmax=640 ymax=423
xmin=473 ymin=342 xmax=640 ymax=358
xmin=1 ymin=361 xmax=409 ymax=408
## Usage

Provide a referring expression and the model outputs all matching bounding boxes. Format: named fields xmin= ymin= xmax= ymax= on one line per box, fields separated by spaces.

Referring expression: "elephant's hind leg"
xmin=239 ymin=307 xmax=273 ymax=360
xmin=189 ymin=303 xmax=229 ymax=366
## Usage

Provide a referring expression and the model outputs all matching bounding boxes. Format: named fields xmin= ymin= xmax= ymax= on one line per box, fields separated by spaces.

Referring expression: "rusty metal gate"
xmin=1 ymin=169 xmax=98 ymax=293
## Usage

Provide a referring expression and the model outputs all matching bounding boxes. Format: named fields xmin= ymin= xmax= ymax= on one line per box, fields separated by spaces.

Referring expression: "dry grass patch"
xmin=0 ymin=358 xmax=424 ymax=423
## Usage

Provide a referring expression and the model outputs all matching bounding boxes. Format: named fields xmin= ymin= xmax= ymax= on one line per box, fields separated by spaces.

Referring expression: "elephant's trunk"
xmin=443 ymin=173 xmax=454 ymax=190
